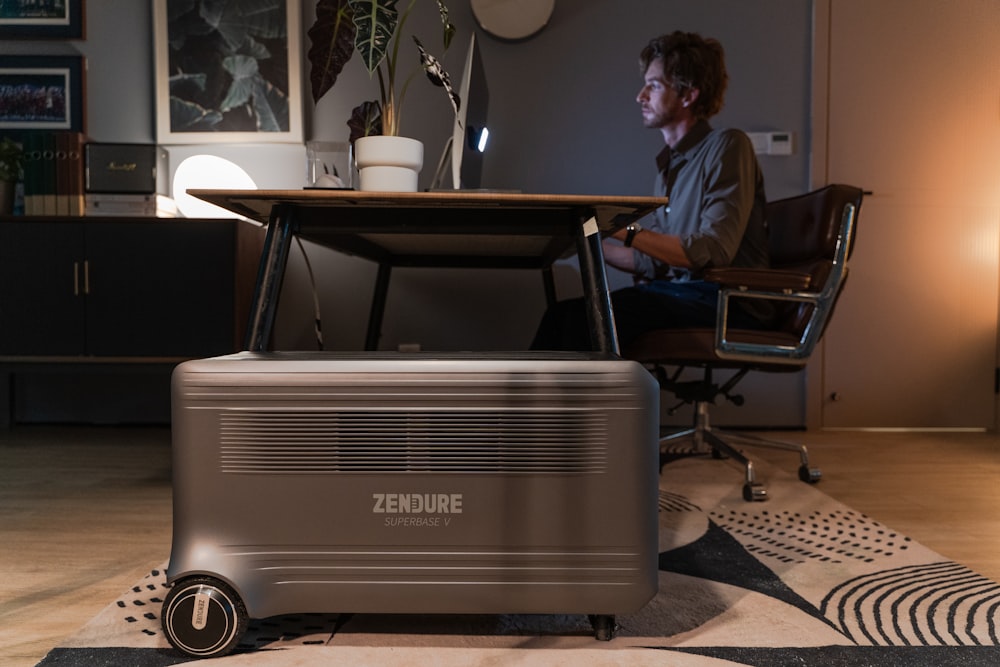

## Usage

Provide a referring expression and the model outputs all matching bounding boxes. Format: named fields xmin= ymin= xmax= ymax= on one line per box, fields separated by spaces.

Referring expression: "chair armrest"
xmin=704 ymin=267 xmax=812 ymax=292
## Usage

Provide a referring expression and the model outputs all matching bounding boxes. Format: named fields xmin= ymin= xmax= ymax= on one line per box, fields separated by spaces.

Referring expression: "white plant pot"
xmin=354 ymin=135 xmax=424 ymax=192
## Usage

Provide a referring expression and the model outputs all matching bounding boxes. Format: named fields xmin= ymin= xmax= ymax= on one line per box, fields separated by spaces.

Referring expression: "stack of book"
xmin=84 ymin=192 xmax=178 ymax=217
xmin=21 ymin=131 xmax=87 ymax=216
xmin=18 ymin=135 xmax=178 ymax=218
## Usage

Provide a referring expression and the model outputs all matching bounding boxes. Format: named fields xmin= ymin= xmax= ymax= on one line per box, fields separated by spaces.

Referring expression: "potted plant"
xmin=307 ymin=0 xmax=459 ymax=190
xmin=0 ymin=137 xmax=24 ymax=215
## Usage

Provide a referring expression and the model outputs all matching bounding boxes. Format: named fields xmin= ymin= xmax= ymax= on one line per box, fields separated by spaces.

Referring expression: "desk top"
xmin=190 ymin=189 xmax=669 ymax=269
xmin=190 ymin=189 xmax=667 ymax=228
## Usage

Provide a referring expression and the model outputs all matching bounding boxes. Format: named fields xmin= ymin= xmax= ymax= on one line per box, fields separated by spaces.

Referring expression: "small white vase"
xmin=354 ymin=135 xmax=424 ymax=192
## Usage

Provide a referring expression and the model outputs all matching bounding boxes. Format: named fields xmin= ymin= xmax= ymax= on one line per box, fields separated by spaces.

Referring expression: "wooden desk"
xmin=190 ymin=190 xmax=668 ymax=354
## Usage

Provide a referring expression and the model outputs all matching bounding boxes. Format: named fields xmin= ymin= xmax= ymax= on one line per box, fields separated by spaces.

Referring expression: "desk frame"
xmin=189 ymin=190 xmax=668 ymax=355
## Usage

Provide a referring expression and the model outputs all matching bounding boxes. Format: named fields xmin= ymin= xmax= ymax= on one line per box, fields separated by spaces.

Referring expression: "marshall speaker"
xmin=162 ymin=351 xmax=660 ymax=658
xmin=85 ymin=143 xmax=157 ymax=193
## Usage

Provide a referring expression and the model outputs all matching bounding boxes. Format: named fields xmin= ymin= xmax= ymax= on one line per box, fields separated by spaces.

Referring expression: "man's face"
xmin=637 ymin=58 xmax=687 ymax=129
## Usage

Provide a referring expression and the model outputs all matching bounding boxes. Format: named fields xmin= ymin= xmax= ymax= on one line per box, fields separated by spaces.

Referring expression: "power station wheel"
xmin=162 ymin=576 xmax=249 ymax=658
xmin=589 ymin=614 xmax=617 ymax=640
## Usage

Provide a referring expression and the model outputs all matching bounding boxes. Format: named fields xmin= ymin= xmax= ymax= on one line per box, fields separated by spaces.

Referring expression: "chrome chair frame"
xmin=628 ymin=185 xmax=863 ymax=501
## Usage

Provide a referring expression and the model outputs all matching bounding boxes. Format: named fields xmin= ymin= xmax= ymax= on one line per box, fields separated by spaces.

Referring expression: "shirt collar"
xmin=655 ymin=119 xmax=714 ymax=171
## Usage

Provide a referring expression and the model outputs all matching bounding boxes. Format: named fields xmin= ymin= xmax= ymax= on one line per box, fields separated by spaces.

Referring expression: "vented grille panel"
xmin=219 ymin=410 xmax=608 ymax=474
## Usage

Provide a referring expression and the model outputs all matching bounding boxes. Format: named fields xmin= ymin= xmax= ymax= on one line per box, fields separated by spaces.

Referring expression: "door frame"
xmin=805 ymin=0 xmax=832 ymax=430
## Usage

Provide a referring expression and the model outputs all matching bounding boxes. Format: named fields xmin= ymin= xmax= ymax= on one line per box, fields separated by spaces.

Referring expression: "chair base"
xmin=661 ymin=402 xmax=821 ymax=502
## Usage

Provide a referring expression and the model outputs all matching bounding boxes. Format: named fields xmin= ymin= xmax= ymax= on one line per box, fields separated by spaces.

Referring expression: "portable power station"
xmin=162 ymin=351 xmax=659 ymax=658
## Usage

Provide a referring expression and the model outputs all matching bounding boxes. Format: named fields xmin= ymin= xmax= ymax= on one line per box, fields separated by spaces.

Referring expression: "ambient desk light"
xmin=171 ymin=154 xmax=257 ymax=218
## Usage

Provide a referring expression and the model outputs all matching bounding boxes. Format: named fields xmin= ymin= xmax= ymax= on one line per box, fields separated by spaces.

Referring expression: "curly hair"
xmin=639 ymin=31 xmax=728 ymax=120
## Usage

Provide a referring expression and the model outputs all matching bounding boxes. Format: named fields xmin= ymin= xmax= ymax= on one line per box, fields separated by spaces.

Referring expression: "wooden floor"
xmin=1 ymin=425 xmax=999 ymax=666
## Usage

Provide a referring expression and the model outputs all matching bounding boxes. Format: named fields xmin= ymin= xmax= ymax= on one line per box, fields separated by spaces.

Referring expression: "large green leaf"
xmin=252 ymin=78 xmax=290 ymax=132
xmin=307 ymin=0 xmax=458 ymax=135
xmin=200 ymin=0 xmax=286 ymax=53
xmin=433 ymin=0 xmax=455 ymax=51
xmin=413 ymin=35 xmax=458 ymax=119
xmin=219 ymin=54 xmax=260 ymax=112
xmin=307 ymin=0 xmax=358 ymax=102
xmin=349 ymin=0 xmax=399 ymax=75
xmin=169 ymin=97 xmax=225 ymax=132
xmin=347 ymin=100 xmax=383 ymax=142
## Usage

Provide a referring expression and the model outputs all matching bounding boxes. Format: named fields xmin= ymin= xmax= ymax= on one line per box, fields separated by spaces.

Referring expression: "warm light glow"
xmin=172 ymin=155 xmax=257 ymax=218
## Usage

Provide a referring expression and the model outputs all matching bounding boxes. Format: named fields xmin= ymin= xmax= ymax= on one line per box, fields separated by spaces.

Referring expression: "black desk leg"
xmin=541 ymin=266 xmax=558 ymax=308
xmin=575 ymin=214 xmax=621 ymax=355
xmin=244 ymin=205 xmax=296 ymax=352
xmin=365 ymin=263 xmax=392 ymax=351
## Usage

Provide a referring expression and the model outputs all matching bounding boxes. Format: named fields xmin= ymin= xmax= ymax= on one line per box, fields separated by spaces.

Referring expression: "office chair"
xmin=624 ymin=184 xmax=864 ymax=501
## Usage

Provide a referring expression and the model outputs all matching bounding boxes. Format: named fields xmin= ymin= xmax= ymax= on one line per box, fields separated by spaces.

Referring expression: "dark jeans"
xmin=530 ymin=280 xmax=764 ymax=352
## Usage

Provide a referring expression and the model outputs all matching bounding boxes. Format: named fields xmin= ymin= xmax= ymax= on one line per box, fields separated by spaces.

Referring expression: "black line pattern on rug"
xmin=117 ymin=568 xmax=168 ymax=638
xmin=658 ymin=645 xmax=1000 ymax=666
xmin=659 ymin=488 xmax=701 ymax=513
xmin=239 ymin=613 xmax=342 ymax=650
xmin=711 ymin=507 xmax=911 ymax=565
xmin=659 ymin=519 xmax=826 ymax=624
xmin=821 ymin=561 xmax=1000 ymax=646
xmin=114 ymin=567 xmax=346 ymax=649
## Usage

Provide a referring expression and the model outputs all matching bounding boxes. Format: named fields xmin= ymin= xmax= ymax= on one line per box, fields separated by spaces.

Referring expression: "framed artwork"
xmin=0 ymin=55 xmax=85 ymax=132
xmin=154 ymin=0 xmax=303 ymax=144
xmin=0 ymin=0 xmax=86 ymax=39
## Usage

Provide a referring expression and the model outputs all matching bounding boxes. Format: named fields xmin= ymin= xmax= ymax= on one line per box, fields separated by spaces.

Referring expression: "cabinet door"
xmin=84 ymin=220 xmax=236 ymax=357
xmin=0 ymin=222 xmax=87 ymax=355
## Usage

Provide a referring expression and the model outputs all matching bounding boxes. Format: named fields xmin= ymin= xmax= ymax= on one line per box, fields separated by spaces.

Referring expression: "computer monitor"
xmin=431 ymin=34 xmax=489 ymax=190
xmin=452 ymin=34 xmax=489 ymax=189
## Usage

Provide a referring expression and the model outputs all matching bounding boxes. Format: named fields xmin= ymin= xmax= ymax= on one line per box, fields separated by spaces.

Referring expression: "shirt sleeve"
xmin=631 ymin=210 xmax=661 ymax=280
xmin=678 ymin=130 xmax=759 ymax=272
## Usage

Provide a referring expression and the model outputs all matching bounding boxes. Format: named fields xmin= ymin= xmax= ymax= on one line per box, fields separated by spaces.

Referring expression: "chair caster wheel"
xmin=589 ymin=614 xmax=616 ymax=641
xmin=798 ymin=465 xmax=822 ymax=484
xmin=743 ymin=483 xmax=768 ymax=502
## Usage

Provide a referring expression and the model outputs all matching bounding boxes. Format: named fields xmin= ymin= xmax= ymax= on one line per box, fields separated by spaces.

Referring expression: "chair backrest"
xmin=768 ymin=183 xmax=863 ymax=285
xmin=714 ymin=183 xmax=864 ymax=363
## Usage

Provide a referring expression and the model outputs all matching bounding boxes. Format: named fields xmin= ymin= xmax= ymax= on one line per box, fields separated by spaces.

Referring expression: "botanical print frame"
xmin=154 ymin=0 xmax=303 ymax=144
xmin=0 ymin=0 xmax=85 ymax=39
xmin=0 ymin=55 xmax=85 ymax=132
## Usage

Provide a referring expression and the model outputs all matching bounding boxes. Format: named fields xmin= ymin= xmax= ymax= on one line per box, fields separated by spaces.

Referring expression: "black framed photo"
xmin=0 ymin=0 xmax=86 ymax=39
xmin=153 ymin=0 xmax=303 ymax=144
xmin=0 ymin=55 xmax=85 ymax=132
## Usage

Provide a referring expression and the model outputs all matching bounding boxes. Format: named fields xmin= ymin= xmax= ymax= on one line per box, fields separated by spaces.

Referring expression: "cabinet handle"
xmin=72 ymin=261 xmax=91 ymax=295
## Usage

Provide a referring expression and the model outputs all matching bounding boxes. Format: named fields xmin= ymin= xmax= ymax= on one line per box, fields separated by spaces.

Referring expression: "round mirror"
xmin=471 ymin=0 xmax=555 ymax=41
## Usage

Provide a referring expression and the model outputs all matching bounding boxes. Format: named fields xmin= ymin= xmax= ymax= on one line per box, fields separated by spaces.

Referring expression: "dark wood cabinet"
xmin=0 ymin=221 xmax=87 ymax=355
xmin=0 ymin=217 xmax=263 ymax=425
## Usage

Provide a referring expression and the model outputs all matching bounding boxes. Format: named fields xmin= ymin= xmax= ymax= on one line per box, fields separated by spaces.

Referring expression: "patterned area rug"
xmin=37 ymin=451 xmax=1000 ymax=666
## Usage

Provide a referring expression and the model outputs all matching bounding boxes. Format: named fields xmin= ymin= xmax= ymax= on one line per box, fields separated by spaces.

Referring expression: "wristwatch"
xmin=624 ymin=222 xmax=643 ymax=247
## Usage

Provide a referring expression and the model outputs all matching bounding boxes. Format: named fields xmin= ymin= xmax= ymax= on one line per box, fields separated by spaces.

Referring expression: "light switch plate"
xmin=746 ymin=132 xmax=794 ymax=155
xmin=768 ymin=132 xmax=794 ymax=155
